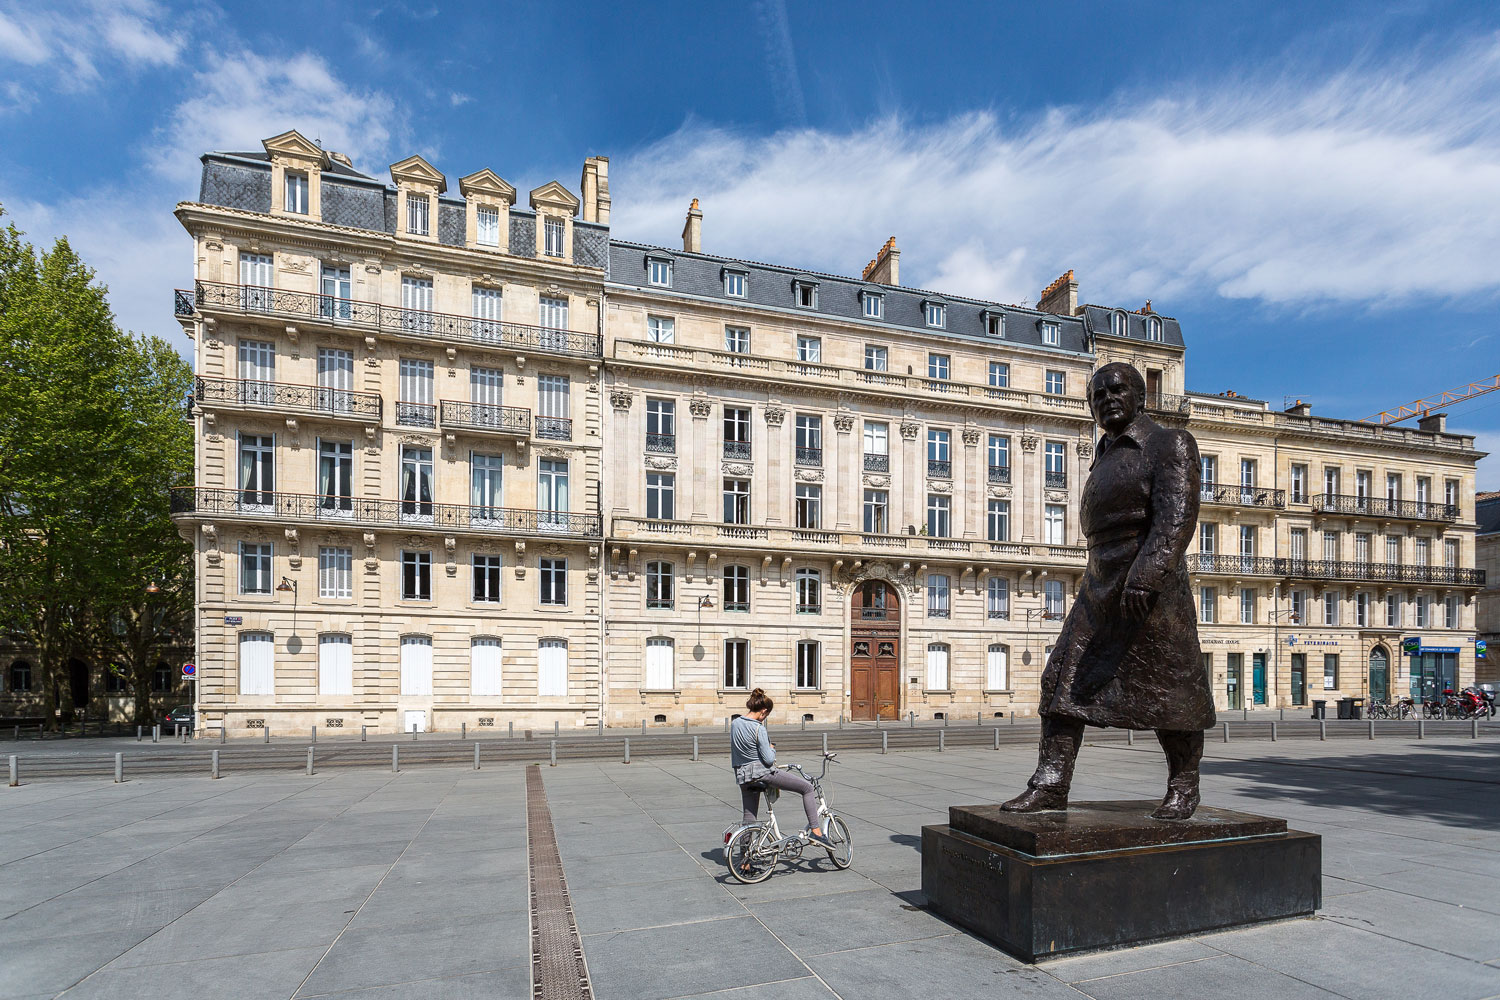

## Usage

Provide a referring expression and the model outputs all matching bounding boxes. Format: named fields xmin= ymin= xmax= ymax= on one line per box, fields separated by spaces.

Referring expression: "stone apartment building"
xmin=1478 ymin=491 xmax=1499 ymax=685
xmin=168 ymin=129 xmax=1487 ymax=735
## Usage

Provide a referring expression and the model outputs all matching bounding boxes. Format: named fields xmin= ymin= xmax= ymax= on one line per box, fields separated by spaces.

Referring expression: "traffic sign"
xmin=182 ymin=663 xmax=196 ymax=676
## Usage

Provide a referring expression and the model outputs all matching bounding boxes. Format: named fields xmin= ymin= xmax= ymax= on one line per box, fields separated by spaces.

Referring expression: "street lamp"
xmin=695 ymin=594 xmax=714 ymax=642
xmin=145 ymin=581 xmax=161 ymax=595
xmin=276 ymin=577 xmax=296 ymax=594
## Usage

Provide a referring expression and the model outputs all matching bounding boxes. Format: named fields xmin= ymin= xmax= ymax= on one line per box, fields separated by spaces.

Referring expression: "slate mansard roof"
xmin=1078 ymin=304 xmax=1185 ymax=349
xmin=195 ymin=151 xmax=611 ymax=268
xmin=606 ymin=240 xmax=1093 ymax=356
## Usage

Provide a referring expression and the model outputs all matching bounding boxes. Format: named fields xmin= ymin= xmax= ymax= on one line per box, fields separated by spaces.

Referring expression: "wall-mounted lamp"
xmin=145 ymin=581 xmax=161 ymax=595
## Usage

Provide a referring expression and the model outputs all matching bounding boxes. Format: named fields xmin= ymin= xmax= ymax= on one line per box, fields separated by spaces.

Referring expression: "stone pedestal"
xmin=921 ymin=801 xmax=1320 ymax=963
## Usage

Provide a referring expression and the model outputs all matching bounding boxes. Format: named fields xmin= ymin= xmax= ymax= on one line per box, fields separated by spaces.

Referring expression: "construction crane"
xmin=1362 ymin=374 xmax=1500 ymax=425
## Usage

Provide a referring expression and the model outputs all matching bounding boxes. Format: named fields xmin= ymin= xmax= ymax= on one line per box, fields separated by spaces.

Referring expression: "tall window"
xmin=471 ymin=638 xmax=502 ymax=697
xmin=1146 ymin=317 xmax=1163 ymax=342
xmin=646 ymin=472 xmax=675 ymax=520
xmin=239 ymin=254 xmax=274 ymax=312
xmin=986 ymin=312 xmax=1005 ymax=338
xmin=468 ymin=288 xmax=503 ymax=342
xmin=1385 ymin=593 xmax=1400 ymax=627
xmin=1355 ymin=592 xmax=1369 ymax=627
xmin=1356 ymin=470 xmax=1372 ymax=500
xmin=400 ymin=446 xmax=433 ymax=518
xmin=1044 ymin=504 xmax=1066 ymax=545
xmin=864 ymin=421 xmax=889 ymax=465
xmin=864 ymin=344 xmax=888 ymax=370
xmin=795 ymin=414 xmax=822 ymax=465
xmin=1354 ymin=532 xmax=1371 ymax=565
xmin=926 ymin=643 xmax=950 ymax=690
xmin=1416 ymin=476 xmax=1431 ymax=504
xmin=476 ymin=205 xmax=500 ymax=246
xmin=238 ymin=632 xmax=274 ymax=696
xmin=988 ymin=435 xmax=1009 ymax=478
xmin=406 ymin=193 xmax=429 ymax=235
xmin=1290 ymin=464 xmax=1307 ymax=503
xmin=543 ymin=216 xmax=564 ymax=257
xmin=723 ymin=565 xmax=750 ymax=611
xmin=723 ymin=407 xmax=750 ymax=458
xmin=538 ymin=459 xmax=569 ymax=525
xmin=285 ymin=171 xmax=308 ymax=214
xmin=987 ymin=644 xmax=1009 ymax=690
xmin=538 ymin=639 xmax=568 ymax=696
xmin=316 ymin=346 xmax=353 ymax=409
xmin=724 ymin=639 xmax=749 ymax=689
xmin=797 ymin=335 xmax=822 ymax=362
xmin=1415 ymin=537 xmax=1430 ymax=565
xmin=926 ymin=495 xmax=951 ymax=537
xmin=1045 ymin=441 xmax=1066 ymax=487
xmin=725 ymin=326 xmax=750 ymax=354
xmin=1386 ymin=473 xmax=1402 ymax=501
xmin=796 ymin=569 xmax=821 ymax=613
xmin=863 ymin=489 xmax=888 ymax=534
xmin=318 ymin=634 xmax=353 ymax=696
xmin=1415 ymin=594 xmax=1429 ymax=628
xmin=927 ymin=353 xmax=950 ymax=380
xmin=723 ymin=479 xmax=750 ymax=524
xmin=927 ymin=574 xmax=950 ymax=618
xmin=1322 ymin=591 xmax=1340 ymax=626
xmin=795 ymin=484 xmax=822 ymax=529
xmin=1323 ymin=654 xmax=1338 ymax=691
xmin=724 ymin=270 xmax=746 ymax=297
xmin=537 ymin=374 xmax=570 ymax=439
xmin=1045 ymin=370 xmax=1065 ymax=395
xmin=646 ymin=315 xmax=675 ymax=343
xmin=1199 ymin=522 xmax=1217 ymax=555
xmin=1200 ymin=587 xmax=1216 ymax=623
xmin=646 ymin=398 xmax=675 ymax=453
xmin=318 ymin=546 xmax=352 ymax=599
xmin=1290 ymin=528 xmax=1307 ymax=563
xmin=988 ymin=362 xmax=1010 ymax=388
xmin=796 ymin=641 xmax=820 ymax=689
xmin=239 ymin=433 xmax=275 ymax=505
xmin=1238 ymin=525 xmax=1256 ymax=562
xmin=1444 ymin=539 xmax=1459 ymax=568
xmin=1444 ymin=595 xmax=1458 ymax=628
xmin=1045 ymin=579 xmax=1065 ymax=617
xmin=240 ymin=542 xmax=272 ymax=594
xmin=987 ymin=577 xmax=1010 ymax=619
xmin=928 ymin=428 xmax=950 ymax=477
xmin=1323 ymin=530 xmax=1340 ymax=562
xmin=401 ymin=550 xmax=432 ymax=601
xmin=471 ymin=452 xmax=503 ymax=517
xmin=648 ymin=258 xmax=671 ymax=286
xmin=1290 ymin=590 xmax=1306 ymax=624
xmin=539 ymin=295 xmax=569 ymax=330
xmin=645 ymin=637 xmax=674 ymax=690
xmin=539 ymin=558 xmax=567 ymax=606
xmin=473 ymin=554 xmax=502 ymax=603
xmin=397 ymin=358 xmax=435 ymax=426
xmin=987 ymin=499 xmax=1010 ymax=541
xmin=646 ymin=561 xmax=674 ymax=609
xmin=1236 ymin=588 xmax=1254 ymax=623
xmin=1324 ymin=467 xmax=1341 ymax=499
xmin=399 ymin=277 xmax=434 ymax=335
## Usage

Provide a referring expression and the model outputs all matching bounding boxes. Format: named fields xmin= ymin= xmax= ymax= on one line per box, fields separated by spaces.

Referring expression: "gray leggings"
xmin=741 ymin=770 xmax=819 ymax=827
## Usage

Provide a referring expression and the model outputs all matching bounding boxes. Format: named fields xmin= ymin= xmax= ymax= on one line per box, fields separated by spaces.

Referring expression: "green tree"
xmin=0 ymin=207 xmax=194 ymax=726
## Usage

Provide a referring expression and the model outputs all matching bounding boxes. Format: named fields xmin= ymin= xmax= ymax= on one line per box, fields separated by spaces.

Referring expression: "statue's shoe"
xmin=1149 ymin=788 xmax=1200 ymax=821
xmin=1000 ymin=786 xmax=1068 ymax=812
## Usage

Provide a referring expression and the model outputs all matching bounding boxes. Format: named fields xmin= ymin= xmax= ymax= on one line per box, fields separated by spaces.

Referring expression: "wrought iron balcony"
xmin=194 ymin=376 xmax=381 ymax=421
xmin=796 ymin=604 xmax=821 ymax=614
xmin=169 ymin=487 xmax=601 ymax=538
xmin=178 ymin=280 xmax=603 ymax=359
xmin=927 ymin=607 xmax=950 ymax=619
xmin=646 ymin=432 xmax=675 ymax=454
xmin=723 ymin=440 xmax=751 ymax=460
xmin=989 ymin=465 xmax=1011 ymax=485
xmin=1186 ymin=553 xmax=1484 ymax=587
xmin=438 ymin=400 xmax=530 ymax=437
xmin=927 ymin=459 xmax=951 ymax=479
xmin=864 ymin=453 xmax=888 ymax=473
xmin=535 ymin=416 xmax=572 ymax=441
xmin=395 ymin=401 xmax=436 ymax=428
xmin=1199 ymin=482 xmax=1287 ymax=509
xmin=1311 ymin=493 xmax=1458 ymax=523
xmin=796 ymin=446 xmax=822 ymax=467
xmin=1146 ymin=392 xmax=1191 ymax=414
xmin=988 ymin=609 xmax=1011 ymax=620
xmin=1045 ymin=470 xmax=1067 ymax=489
xmin=1187 ymin=554 xmax=1282 ymax=577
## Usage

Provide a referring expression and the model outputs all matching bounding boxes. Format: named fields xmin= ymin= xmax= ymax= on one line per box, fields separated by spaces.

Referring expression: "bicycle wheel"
xmin=821 ymin=816 xmax=854 ymax=870
xmin=727 ymin=826 xmax=776 ymax=884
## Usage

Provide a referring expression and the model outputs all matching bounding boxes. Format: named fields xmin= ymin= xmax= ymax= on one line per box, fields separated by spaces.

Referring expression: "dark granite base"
xmin=921 ymin=801 xmax=1321 ymax=963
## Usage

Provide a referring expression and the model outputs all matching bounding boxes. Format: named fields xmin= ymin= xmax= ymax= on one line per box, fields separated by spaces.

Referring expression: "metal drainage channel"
xmin=527 ymin=764 xmax=593 ymax=1000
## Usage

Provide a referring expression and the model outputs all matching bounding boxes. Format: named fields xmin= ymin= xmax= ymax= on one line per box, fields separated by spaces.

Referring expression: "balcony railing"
xmin=169 ymin=488 xmax=601 ymax=538
xmin=195 ymin=377 xmax=381 ymax=421
xmin=179 ymin=280 xmax=602 ymax=359
xmin=1312 ymin=493 xmax=1458 ymax=523
xmin=395 ymin=401 xmax=436 ymax=428
xmin=723 ymin=440 xmax=751 ymax=460
xmin=1199 ymin=482 xmax=1287 ymax=510
xmin=1045 ymin=470 xmax=1067 ymax=489
xmin=989 ymin=465 xmax=1011 ymax=485
xmin=646 ymin=432 xmax=675 ymax=454
xmin=438 ymin=400 xmax=531 ymax=437
xmin=796 ymin=446 xmax=822 ymax=467
xmin=536 ymin=416 xmax=572 ymax=441
xmin=1187 ymin=553 xmax=1484 ymax=586
xmin=1146 ymin=392 xmax=1191 ymax=415
xmin=864 ymin=453 xmax=889 ymax=473
xmin=927 ymin=459 xmax=951 ymax=479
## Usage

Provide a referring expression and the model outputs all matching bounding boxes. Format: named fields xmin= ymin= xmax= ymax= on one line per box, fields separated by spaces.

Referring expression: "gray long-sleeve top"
xmin=729 ymin=715 xmax=775 ymax=772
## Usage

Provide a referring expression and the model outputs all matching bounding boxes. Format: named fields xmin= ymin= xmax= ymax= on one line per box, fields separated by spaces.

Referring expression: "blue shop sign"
xmin=1401 ymin=638 xmax=1460 ymax=655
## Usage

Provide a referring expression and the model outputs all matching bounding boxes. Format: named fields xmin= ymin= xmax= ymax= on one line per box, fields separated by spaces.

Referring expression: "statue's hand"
xmin=1122 ymin=587 xmax=1154 ymax=622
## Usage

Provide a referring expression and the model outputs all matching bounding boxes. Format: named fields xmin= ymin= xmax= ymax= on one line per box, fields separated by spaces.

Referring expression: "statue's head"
xmin=1088 ymin=362 xmax=1146 ymax=436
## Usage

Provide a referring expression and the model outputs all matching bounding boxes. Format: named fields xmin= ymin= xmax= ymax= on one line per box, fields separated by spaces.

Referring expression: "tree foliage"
xmin=0 ymin=206 xmax=194 ymax=725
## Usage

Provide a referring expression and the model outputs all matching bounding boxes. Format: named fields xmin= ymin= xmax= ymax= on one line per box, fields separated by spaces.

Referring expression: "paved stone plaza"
xmin=2 ymin=737 xmax=1498 ymax=999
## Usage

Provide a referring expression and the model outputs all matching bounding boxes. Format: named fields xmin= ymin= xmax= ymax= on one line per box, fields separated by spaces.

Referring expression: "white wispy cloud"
xmin=612 ymin=34 xmax=1500 ymax=314
xmin=0 ymin=1 xmax=185 ymax=84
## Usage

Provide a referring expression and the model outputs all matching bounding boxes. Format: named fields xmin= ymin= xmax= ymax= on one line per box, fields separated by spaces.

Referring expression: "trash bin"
xmin=1349 ymin=698 xmax=1363 ymax=720
xmin=1336 ymin=698 xmax=1354 ymax=720
xmin=1311 ymin=700 xmax=1327 ymax=720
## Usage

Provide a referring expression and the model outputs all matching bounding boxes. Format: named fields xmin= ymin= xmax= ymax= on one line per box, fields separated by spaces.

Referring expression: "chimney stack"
xmin=1038 ymin=270 xmax=1078 ymax=315
xmin=328 ymin=151 xmax=352 ymax=167
xmin=1417 ymin=412 xmax=1447 ymax=433
xmin=580 ymin=156 xmax=611 ymax=224
xmin=682 ymin=198 xmax=702 ymax=253
xmin=1284 ymin=399 xmax=1312 ymax=417
xmin=862 ymin=237 xmax=899 ymax=286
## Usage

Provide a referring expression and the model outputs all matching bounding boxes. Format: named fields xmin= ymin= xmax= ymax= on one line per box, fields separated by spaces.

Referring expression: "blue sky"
xmin=3 ymin=0 xmax=1498 ymax=487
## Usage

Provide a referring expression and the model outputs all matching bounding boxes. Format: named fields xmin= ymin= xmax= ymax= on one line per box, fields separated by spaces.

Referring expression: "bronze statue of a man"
xmin=1003 ymin=362 xmax=1216 ymax=820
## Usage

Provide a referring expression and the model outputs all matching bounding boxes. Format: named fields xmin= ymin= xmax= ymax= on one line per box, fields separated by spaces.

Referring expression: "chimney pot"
xmin=863 ymin=237 xmax=899 ymax=285
xmin=1038 ymin=270 xmax=1078 ymax=316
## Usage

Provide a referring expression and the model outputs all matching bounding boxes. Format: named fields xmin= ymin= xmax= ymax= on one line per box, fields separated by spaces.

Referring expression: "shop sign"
xmin=1404 ymin=637 xmax=1459 ymax=654
xmin=1477 ymin=639 xmax=1487 ymax=659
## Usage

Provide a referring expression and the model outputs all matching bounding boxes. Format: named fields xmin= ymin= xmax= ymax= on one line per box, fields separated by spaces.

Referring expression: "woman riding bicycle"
xmin=731 ymin=689 xmax=836 ymax=850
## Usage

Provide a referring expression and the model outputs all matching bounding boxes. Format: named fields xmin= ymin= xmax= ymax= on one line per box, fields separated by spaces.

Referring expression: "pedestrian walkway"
xmin=1 ymin=737 xmax=1497 ymax=998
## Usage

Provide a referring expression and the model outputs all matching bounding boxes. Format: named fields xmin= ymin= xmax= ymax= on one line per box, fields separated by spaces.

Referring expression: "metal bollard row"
xmin=623 ymin=738 xmax=631 ymax=764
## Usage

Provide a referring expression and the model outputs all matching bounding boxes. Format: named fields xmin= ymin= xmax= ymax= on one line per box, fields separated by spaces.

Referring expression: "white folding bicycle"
xmin=723 ymin=751 xmax=853 ymax=884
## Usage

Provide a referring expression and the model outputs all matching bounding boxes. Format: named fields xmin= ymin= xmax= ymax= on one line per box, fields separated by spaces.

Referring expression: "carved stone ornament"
xmin=963 ymin=428 xmax=982 ymax=446
xmin=900 ymin=420 xmax=921 ymax=440
xmin=834 ymin=412 xmax=855 ymax=433
xmin=610 ymin=388 xmax=634 ymax=410
xmin=689 ymin=397 xmax=713 ymax=418
xmin=722 ymin=463 xmax=752 ymax=477
xmin=204 ymin=236 xmax=224 ymax=252
xmin=928 ymin=481 xmax=954 ymax=494
xmin=764 ymin=405 xmax=786 ymax=426
xmin=205 ymin=336 xmax=222 ymax=350
xmin=398 ymin=434 xmax=434 ymax=446
xmin=539 ymin=447 xmax=567 ymax=459
xmin=988 ymin=486 xmax=1014 ymax=499
xmin=1045 ymin=490 xmax=1067 ymax=503
xmin=1078 ymin=439 xmax=1095 ymax=458
xmin=794 ymin=468 xmax=824 ymax=483
xmin=864 ymin=474 xmax=891 ymax=488
xmin=1020 ymin=434 xmax=1039 ymax=452
xmin=645 ymin=456 xmax=678 ymax=471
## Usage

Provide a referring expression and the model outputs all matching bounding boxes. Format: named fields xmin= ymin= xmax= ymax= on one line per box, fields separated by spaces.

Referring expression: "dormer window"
xmin=793 ymin=279 xmax=818 ymax=309
xmin=476 ymin=206 xmax=500 ymax=247
xmin=723 ymin=269 xmax=746 ymax=297
xmin=862 ymin=291 xmax=883 ymax=319
xmin=543 ymin=217 xmax=565 ymax=257
xmin=406 ymin=193 xmax=430 ymax=236
xmin=1146 ymin=316 xmax=1164 ymax=342
xmin=285 ymin=172 xmax=308 ymax=215
xmin=984 ymin=311 xmax=1004 ymax=338
xmin=1040 ymin=321 xmax=1060 ymax=346
xmin=1111 ymin=311 xmax=1127 ymax=337
xmin=924 ymin=301 xmax=946 ymax=328
xmin=648 ymin=257 xmax=672 ymax=287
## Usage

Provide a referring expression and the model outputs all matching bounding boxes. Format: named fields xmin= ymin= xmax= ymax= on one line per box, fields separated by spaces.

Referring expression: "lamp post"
xmin=695 ymin=594 xmax=714 ymax=643
xmin=1269 ymin=607 xmax=1300 ymax=709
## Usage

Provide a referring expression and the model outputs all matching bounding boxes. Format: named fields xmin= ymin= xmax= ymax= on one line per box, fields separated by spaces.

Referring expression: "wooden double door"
xmin=850 ymin=581 xmax=901 ymax=721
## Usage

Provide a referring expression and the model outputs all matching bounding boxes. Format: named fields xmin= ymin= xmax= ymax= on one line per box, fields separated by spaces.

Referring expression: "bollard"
xmin=114 ymin=753 xmax=123 ymax=783
xmin=641 ymin=719 xmax=647 ymax=736
xmin=152 ymin=725 xmax=160 ymax=744
xmin=993 ymin=728 xmax=1000 ymax=750
xmin=683 ymin=719 xmax=688 ymax=735
xmin=12 ymin=725 xmax=18 ymax=742
xmin=725 ymin=717 xmax=730 ymax=732
xmin=939 ymin=730 xmax=945 ymax=752
xmin=306 ymin=747 xmax=314 ymax=776
xmin=875 ymin=714 xmax=880 ymax=730
xmin=1243 ymin=707 xmax=1248 ymax=721
xmin=1271 ymin=721 xmax=1278 ymax=742
xmin=509 ymin=721 xmax=514 ymax=739
xmin=977 ymin=711 xmax=982 ymax=727
xmin=1369 ymin=719 xmax=1376 ymax=740
xmin=624 ymin=738 xmax=631 ymax=764
xmin=692 ymin=736 xmax=699 ymax=761
xmin=1473 ymin=718 xmax=1480 ymax=740
xmin=461 ymin=722 xmax=467 ymax=741
xmin=1418 ymin=719 xmax=1425 ymax=740
xmin=411 ymin=726 xmax=417 ymax=741
xmin=1319 ymin=719 xmax=1326 ymax=741
xmin=219 ymin=727 xmax=226 ymax=745
xmin=1010 ymin=711 xmax=1016 ymax=725
xmin=1222 ymin=722 xmax=1229 ymax=743
xmin=1127 ymin=729 xmax=1134 ymax=745
xmin=392 ymin=745 xmax=399 ymax=771
xmin=211 ymin=749 xmax=220 ymax=779
xmin=909 ymin=711 xmax=915 ymax=728
xmin=943 ymin=714 xmax=949 ymax=728
xmin=361 ymin=725 xmax=367 ymax=742
xmin=802 ymin=717 xmax=806 ymax=732
xmin=550 ymin=740 xmax=557 ymax=767
xmin=1279 ymin=708 xmax=1285 ymax=721
xmin=7 ymin=755 xmax=15 ymax=787
xmin=838 ymin=714 xmax=843 ymax=730
xmin=882 ymin=731 xmax=889 ymax=754
xmin=598 ymin=716 xmax=603 ymax=736
xmin=136 ymin=726 xmax=142 ymax=742
xmin=822 ymin=733 xmax=828 ymax=754
xmin=263 ymin=726 xmax=269 ymax=744
xmin=474 ymin=743 xmax=481 ymax=769
xmin=311 ymin=725 xmax=317 ymax=745
xmin=555 ymin=720 xmax=560 ymax=738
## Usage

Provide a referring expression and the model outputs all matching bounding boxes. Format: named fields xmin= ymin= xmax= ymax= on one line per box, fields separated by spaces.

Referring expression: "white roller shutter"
xmin=987 ymin=644 xmax=1008 ymax=691
xmin=239 ymin=632 xmax=274 ymax=696
xmin=319 ymin=634 xmax=353 ymax=696
xmin=645 ymin=638 xmax=674 ymax=690
xmin=538 ymin=639 xmax=567 ymax=697
xmin=925 ymin=643 xmax=949 ymax=691
xmin=471 ymin=638 xmax=503 ymax=697
xmin=401 ymin=636 xmax=433 ymax=696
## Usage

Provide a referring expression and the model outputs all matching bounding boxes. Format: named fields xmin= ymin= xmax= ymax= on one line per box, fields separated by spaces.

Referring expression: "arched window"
xmin=238 ymin=633 xmax=274 ymax=696
xmin=723 ymin=565 xmax=750 ymax=612
xmin=795 ymin=569 xmax=821 ymax=613
xmin=646 ymin=561 xmax=674 ymax=609
xmin=1147 ymin=316 xmax=1164 ymax=342
xmin=796 ymin=640 xmax=820 ymax=689
xmin=645 ymin=637 xmax=674 ymax=690
xmin=1111 ymin=311 xmax=1127 ymax=337
xmin=986 ymin=577 xmax=1010 ymax=619
xmin=538 ymin=638 xmax=568 ymax=696
xmin=471 ymin=637 xmax=502 ymax=697
xmin=400 ymin=636 xmax=433 ymax=696
xmin=9 ymin=660 xmax=32 ymax=692
xmin=926 ymin=643 xmax=950 ymax=691
xmin=987 ymin=644 xmax=1009 ymax=691
xmin=320 ymin=634 xmax=354 ymax=696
